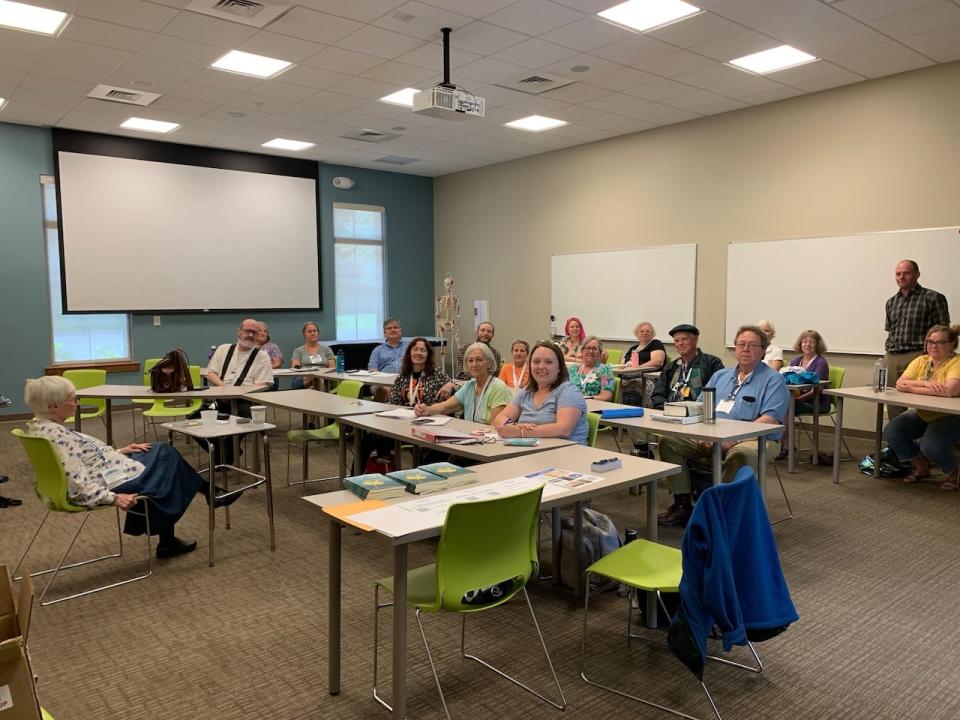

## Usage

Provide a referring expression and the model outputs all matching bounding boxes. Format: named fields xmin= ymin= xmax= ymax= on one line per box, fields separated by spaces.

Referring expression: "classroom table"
xmin=597 ymin=410 xmax=781 ymax=496
xmin=163 ymin=415 xmax=276 ymax=566
xmin=306 ymin=444 xmax=680 ymax=720
xmin=824 ymin=386 xmax=960 ymax=483
xmin=314 ymin=369 xmax=398 ymax=387
xmin=256 ymin=389 xmax=394 ymax=480
xmin=74 ymin=384 xmax=259 ymax=446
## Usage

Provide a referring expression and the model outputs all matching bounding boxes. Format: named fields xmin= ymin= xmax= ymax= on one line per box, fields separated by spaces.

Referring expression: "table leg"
xmin=230 ymin=399 xmax=241 ymax=471
xmin=328 ymin=518 xmax=341 ymax=695
xmin=787 ymin=393 xmax=796 ymax=473
xmin=338 ymin=428 xmax=347 ymax=483
xmin=391 ymin=543 xmax=408 ymax=720
xmin=644 ymin=479 xmax=658 ymax=629
xmin=105 ymin=399 xmax=114 ymax=446
xmin=551 ymin=506 xmax=561 ymax=588
xmin=757 ymin=436 xmax=768 ymax=500
xmin=573 ymin=501 xmax=584 ymax=598
xmin=874 ymin=404 xmax=883 ymax=479
xmin=353 ymin=427 xmax=363 ymax=478
xmin=812 ymin=387 xmax=821 ymax=465
xmin=208 ymin=443 xmax=217 ymax=567
xmin=712 ymin=442 xmax=722 ymax=486
xmin=394 ymin=439 xmax=403 ymax=470
xmin=263 ymin=434 xmax=275 ymax=552
xmin=832 ymin=397 xmax=843 ymax=484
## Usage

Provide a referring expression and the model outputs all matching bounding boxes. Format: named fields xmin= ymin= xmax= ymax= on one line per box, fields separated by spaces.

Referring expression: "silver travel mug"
xmin=701 ymin=387 xmax=716 ymax=423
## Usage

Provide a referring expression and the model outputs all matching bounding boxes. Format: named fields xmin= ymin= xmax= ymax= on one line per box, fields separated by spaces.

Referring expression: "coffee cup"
xmin=201 ymin=410 xmax=218 ymax=424
xmin=250 ymin=405 xmax=266 ymax=424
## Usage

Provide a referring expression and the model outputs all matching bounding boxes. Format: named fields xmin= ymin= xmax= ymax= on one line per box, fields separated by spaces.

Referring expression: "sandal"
xmin=940 ymin=470 xmax=959 ymax=491
xmin=902 ymin=469 xmax=931 ymax=484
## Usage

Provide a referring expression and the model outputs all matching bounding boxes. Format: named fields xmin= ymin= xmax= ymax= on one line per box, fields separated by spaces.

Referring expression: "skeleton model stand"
xmin=436 ymin=274 xmax=461 ymax=378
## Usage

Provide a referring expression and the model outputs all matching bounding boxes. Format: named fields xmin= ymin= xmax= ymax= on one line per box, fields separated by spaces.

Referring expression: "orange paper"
xmin=324 ymin=499 xmax=387 ymax=531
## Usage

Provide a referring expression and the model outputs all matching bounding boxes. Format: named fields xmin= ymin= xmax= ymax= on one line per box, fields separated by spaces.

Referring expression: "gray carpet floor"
xmin=1 ymin=409 xmax=959 ymax=720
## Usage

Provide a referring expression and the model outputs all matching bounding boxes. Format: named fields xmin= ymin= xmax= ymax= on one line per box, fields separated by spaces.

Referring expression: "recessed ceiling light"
xmin=0 ymin=0 xmax=69 ymax=35
xmin=211 ymin=50 xmax=292 ymax=79
xmin=380 ymin=87 xmax=421 ymax=107
xmin=120 ymin=117 xmax=180 ymax=134
xmin=0 ymin=97 xmax=6 ymax=110
xmin=262 ymin=138 xmax=315 ymax=151
xmin=598 ymin=0 xmax=699 ymax=33
xmin=504 ymin=115 xmax=568 ymax=132
xmin=729 ymin=45 xmax=817 ymax=74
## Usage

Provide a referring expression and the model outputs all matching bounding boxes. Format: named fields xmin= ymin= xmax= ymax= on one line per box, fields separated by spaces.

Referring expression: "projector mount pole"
xmin=440 ymin=27 xmax=454 ymax=89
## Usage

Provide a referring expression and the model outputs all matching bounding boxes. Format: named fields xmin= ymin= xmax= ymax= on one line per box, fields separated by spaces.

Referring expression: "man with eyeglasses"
xmin=884 ymin=259 xmax=949 ymax=419
xmin=368 ymin=318 xmax=410 ymax=401
xmin=657 ymin=325 xmax=789 ymax=526
xmin=455 ymin=321 xmax=502 ymax=380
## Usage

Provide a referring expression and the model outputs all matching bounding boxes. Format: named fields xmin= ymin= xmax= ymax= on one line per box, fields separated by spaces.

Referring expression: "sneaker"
xmin=156 ymin=536 xmax=197 ymax=559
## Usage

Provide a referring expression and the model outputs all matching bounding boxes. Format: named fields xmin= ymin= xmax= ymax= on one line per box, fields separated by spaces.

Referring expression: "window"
xmin=333 ymin=202 xmax=385 ymax=341
xmin=41 ymin=176 xmax=132 ymax=364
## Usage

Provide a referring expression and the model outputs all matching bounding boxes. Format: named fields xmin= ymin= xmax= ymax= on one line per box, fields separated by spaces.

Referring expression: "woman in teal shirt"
xmin=415 ymin=343 xmax=512 ymax=425
xmin=568 ymin=335 xmax=615 ymax=401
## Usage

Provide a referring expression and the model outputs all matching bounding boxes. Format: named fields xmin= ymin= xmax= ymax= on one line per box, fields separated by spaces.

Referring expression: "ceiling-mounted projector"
xmin=412 ymin=28 xmax=485 ymax=121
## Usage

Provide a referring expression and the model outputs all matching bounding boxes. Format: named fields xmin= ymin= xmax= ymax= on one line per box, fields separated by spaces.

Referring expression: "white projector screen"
xmin=725 ymin=227 xmax=960 ymax=354
xmin=56 ymin=149 xmax=319 ymax=312
xmin=551 ymin=244 xmax=697 ymax=341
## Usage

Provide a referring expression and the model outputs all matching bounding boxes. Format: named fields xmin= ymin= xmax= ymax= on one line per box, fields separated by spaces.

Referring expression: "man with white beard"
xmin=205 ymin=318 xmax=274 ymax=390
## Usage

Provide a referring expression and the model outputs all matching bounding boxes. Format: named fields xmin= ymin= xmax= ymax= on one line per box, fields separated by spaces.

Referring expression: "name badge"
xmin=716 ymin=398 xmax=735 ymax=414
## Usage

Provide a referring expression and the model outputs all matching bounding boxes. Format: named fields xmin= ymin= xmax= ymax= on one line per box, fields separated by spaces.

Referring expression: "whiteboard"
xmin=551 ymin=244 xmax=697 ymax=341
xmin=725 ymin=227 xmax=960 ymax=354
xmin=57 ymin=151 xmax=319 ymax=312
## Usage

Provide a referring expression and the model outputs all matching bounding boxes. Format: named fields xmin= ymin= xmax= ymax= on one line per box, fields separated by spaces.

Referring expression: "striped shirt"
xmin=885 ymin=285 xmax=950 ymax=353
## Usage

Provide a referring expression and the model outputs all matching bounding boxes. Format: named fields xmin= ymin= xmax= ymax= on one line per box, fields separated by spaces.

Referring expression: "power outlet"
xmin=153 ymin=316 xmax=161 ymax=326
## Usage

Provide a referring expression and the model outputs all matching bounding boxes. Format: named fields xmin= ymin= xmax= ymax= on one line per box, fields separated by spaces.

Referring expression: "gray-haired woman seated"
xmin=415 ymin=342 xmax=512 ymax=425
xmin=24 ymin=376 xmax=236 ymax=559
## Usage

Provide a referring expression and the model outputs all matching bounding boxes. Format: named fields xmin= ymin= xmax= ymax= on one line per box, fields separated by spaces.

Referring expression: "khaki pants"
xmin=883 ymin=350 xmax=922 ymax=420
xmin=658 ymin=435 xmax=780 ymax=495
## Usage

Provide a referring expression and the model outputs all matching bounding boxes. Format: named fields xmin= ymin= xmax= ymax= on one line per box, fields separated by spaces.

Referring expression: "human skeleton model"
xmin=436 ymin=274 xmax=461 ymax=378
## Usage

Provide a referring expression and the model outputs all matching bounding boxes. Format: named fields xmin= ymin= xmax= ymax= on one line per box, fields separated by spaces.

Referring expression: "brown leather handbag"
xmin=150 ymin=349 xmax=194 ymax=393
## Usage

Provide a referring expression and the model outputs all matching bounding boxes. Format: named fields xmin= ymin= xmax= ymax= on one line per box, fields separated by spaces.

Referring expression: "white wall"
xmin=435 ymin=61 xmax=960 ymax=432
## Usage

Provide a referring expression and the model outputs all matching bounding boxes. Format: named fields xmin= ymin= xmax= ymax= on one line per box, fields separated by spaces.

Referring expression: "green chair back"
xmin=336 ymin=379 xmax=363 ymax=399
xmin=63 ymin=368 xmax=107 ymax=421
xmin=828 ymin=366 xmax=845 ymax=390
xmin=12 ymin=429 xmax=87 ymax=513
xmin=605 ymin=348 xmax=623 ymax=365
xmin=586 ymin=412 xmax=600 ymax=447
xmin=433 ymin=485 xmax=543 ymax=613
xmin=142 ymin=358 xmax=161 ymax=385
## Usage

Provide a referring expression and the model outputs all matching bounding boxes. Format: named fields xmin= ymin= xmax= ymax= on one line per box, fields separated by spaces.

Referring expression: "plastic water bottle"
xmin=873 ymin=357 xmax=887 ymax=392
xmin=207 ymin=344 xmax=217 ymax=361
xmin=336 ymin=349 xmax=345 ymax=374
xmin=550 ymin=315 xmax=557 ymax=338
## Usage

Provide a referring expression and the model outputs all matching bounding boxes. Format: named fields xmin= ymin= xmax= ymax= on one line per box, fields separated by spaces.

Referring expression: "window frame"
xmin=333 ymin=201 xmax=387 ymax=342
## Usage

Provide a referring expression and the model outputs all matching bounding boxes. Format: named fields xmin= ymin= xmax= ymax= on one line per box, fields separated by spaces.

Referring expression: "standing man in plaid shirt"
xmin=884 ymin=259 xmax=950 ymax=418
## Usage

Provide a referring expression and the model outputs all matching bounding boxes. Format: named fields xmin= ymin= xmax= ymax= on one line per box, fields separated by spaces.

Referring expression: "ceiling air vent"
xmin=493 ymin=72 xmax=575 ymax=96
xmin=375 ymin=156 xmax=419 ymax=166
xmin=341 ymin=129 xmax=400 ymax=143
xmin=186 ymin=0 xmax=291 ymax=28
xmin=87 ymin=84 xmax=161 ymax=106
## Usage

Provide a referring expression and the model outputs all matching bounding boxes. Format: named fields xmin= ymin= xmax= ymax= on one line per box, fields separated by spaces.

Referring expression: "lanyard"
xmin=472 ymin=376 xmax=491 ymax=422
xmin=407 ymin=375 xmax=423 ymax=406
xmin=727 ymin=371 xmax=752 ymax=401
xmin=512 ymin=364 xmax=526 ymax=388
xmin=575 ymin=365 xmax=597 ymax=392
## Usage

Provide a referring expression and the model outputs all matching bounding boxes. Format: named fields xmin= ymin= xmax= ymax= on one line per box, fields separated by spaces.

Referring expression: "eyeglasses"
xmin=583 ymin=346 xmax=601 ymax=352
xmin=926 ymin=339 xmax=951 ymax=346
xmin=734 ymin=342 xmax=762 ymax=350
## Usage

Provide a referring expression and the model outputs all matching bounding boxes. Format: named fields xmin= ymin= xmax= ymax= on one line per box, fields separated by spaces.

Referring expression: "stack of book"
xmin=344 ymin=473 xmax=407 ymax=500
xmin=653 ymin=400 xmax=705 ymax=425
xmin=418 ymin=462 xmax=477 ymax=488
xmin=387 ymin=468 xmax=448 ymax=495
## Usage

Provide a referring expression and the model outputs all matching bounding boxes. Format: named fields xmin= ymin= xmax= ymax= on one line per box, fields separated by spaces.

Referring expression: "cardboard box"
xmin=0 ymin=565 xmax=41 ymax=720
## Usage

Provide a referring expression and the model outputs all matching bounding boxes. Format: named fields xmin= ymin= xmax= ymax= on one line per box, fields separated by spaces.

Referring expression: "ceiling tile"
xmin=483 ymin=0 xmax=584 ymax=36
xmin=576 ymin=110 xmax=647 ymax=130
xmin=784 ymin=25 xmax=890 ymax=59
xmin=345 ymin=100 xmax=412 ymax=119
xmin=59 ymin=17 xmax=152 ymax=52
xmin=494 ymin=38 xmax=579 ymax=68
xmin=166 ymin=82 xmax=238 ymax=104
xmin=11 ymin=87 xmax=85 ymax=110
xmin=31 ymin=57 xmax=111 ymax=83
xmin=302 ymin=47 xmax=384 ymax=75
xmin=267 ymin=8 xmax=364 ymax=45
xmin=221 ymin=92 xmax=292 ymax=114
xmin=634 ymin=50 xmax=717 ymax=77
xmin=329 ymin=76 xmax=400 ymax=100
xmin=547 ymin=122 xmax=617 ymax=142
xmin=445 ymin=21 xmax=528 ymax=55
xmin=245 ymin=113 xmax=318 ymax=132
xmin=276 ymin=65 xmax=352 ymax=90
xmin=456 ymin=56 xmax=529 ymax=83
xmin=74 ymin=0 xmax=179 ymax=32
xmin=393 ymin=42 xmax=481 ymax=71
xmin=101 ymin=70 xmax=179 ymax=95
xmin=648 ymin=11 xmax=744 ymax=48
xmin=475 ymin=83 xmax=530 ymax=106
xmin=160 ymin=12 xmax=257 ymax=47
xmin=0 ymin=48 xmax=41 ymax=73
xmin=361 ymin=61 xmax=436 ymax=86
xmin=830 ymin=41 xmax=934 ymax=77
xmin=830 ymin=0 xmax=944 ymax=23
xmin=899 ymin=27 xmax=960 ymax=62
xmin=0 ymin=68 xmax=27 ymax=95
xmin=738 ymin=86 xmax=804 ymax=104
xmin=538 ymin=81 xmax=611 ymax=103
xmin=336 ymin=26 xmax=427 ymax=59
xmin=590 ymin=35 xmax=677 ymax=66
xmin=786 ymin=69 xmax=864 ymax=93
xmin=239 ymin=31 xmax=326 ymax=63
xmin=712 ymin=0 xmax=821 ymax=25
xmin=540 ymin=17 xmax=633 ymax=52
xmin=44 ymin=39 xmax=131 ymax=69
xmin=663 ymin=89 xmax=748 ymax=114
xmin=19 ymin=73 xmax=93 ymax=96
xmin=623 ymin=77 xmax=695 ymax=101
xmin=373 ymin=2 xmax=473 ymax=40
xmin=139 ymin=35 xmax=224 ymax=65
xmin=768 ymin=59 xmax=861 ymax=85
xmin=150 ymin=94 xmax=220 ymax=115
xmin=501 ymin=93 xmax=568 ymax=114
xmin=118 ymin=53 xmax=199 ymax=82
xmin=203 ymin=105 xmax=270 ymax=125
xmin=245 ymin=81 xmax=319 ymax=102
xmin=295 ymin=0 xmax=408 ymax=24
xmin=0 ymin=27 xmax=52 ymax=56
xmin=690 ymin=29 xmax=779 ymax=62
xmin=2 ymin=101 xmax=70 ymax=125
xmin=588 ymin=66 xmax=660 ymax=91
xmin=188 ymin=67 xmax=262 ymax=93
xmin=751 ymin=3 xmax=864 ymax=40
xmin=870 ymin=1 xmax=960 ymax=39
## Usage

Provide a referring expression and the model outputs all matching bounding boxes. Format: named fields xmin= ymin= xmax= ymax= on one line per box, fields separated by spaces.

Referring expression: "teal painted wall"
xmin=0 ymin=123 xmax=434 ymax=415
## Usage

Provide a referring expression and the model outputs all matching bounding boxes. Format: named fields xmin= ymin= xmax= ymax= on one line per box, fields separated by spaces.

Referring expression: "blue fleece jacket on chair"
xmin=667 ymin=466 xmax=798 ymax=679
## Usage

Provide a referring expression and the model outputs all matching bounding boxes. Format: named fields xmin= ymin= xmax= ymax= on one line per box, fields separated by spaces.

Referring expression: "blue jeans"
xmin=883 ymin=410 xmax=960 ymax=473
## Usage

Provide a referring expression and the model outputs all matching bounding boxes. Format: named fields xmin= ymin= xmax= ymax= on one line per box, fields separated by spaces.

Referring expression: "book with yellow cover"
xmin=386 ymin=468 xmax=448 ymax=494
xmin=418 ymin=462 xmax=477 ymax=488
xmin=344 ymin=473 xmax=407 ymax=500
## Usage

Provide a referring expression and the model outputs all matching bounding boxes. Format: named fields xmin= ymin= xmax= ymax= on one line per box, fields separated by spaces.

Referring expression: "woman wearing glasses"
xmin=415 ymin=343 xmax=511 ymax=425
xmin=495 ymin=341 xmax=589 ymax=444
xmin=23 ymin=376 xmax=236 ymax=559
xmin=568 ymin=335 xmax=615 ymax=401
xmin=883 ymin=324 xmax=960 ymax=490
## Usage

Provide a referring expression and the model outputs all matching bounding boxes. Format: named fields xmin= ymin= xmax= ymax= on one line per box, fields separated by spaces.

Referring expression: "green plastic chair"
xmin=373 ymin=486 xmax=565 ymax=718
xmin=794 ymin=365 xmax=854 ymax=460
xmin=586 ymin=411 xmax=600 ymax=447
xmin=605 ymin=348 xmax=623 ymax=365
xmin=286 ymin=380 xmax=362 ymax=488
xmin=141 ymin=365 xmax=204 ymax=439
xmin=130 ymin=358 xmax=162 ymax=438
xmin=62 ymin=368 xmax=106 ymax=430
xmin=11 ymin=429 xmax=152 ymax=606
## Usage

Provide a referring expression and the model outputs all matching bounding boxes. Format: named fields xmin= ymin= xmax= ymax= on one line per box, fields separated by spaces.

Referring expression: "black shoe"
xmin=631 ymin=443 xmax=650 ymax=458
xmin=657 ymin=495 xmax=692 ymax=527
xmin=657 ymin=499 xmax=680 ymax=521
xmin=156 ymin=536 xmax=197 ymax=559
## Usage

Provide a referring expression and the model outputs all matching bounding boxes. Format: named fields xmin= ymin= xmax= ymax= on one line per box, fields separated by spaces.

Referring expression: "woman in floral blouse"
xmin=567 ymin=335 xmax=615 ymax=401
xmin=24 ymin=376 xmax=233 ymax=559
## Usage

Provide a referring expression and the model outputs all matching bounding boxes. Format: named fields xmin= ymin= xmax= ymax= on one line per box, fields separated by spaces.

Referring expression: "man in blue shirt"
xmin=368 ymin=317 xmax=409 ymax=401
xmin=658 ymin=325 xmax=789 ymax=526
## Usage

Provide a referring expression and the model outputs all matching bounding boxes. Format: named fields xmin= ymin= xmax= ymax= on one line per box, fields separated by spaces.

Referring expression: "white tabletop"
xmin=585 ymin=398 xmax=638 ymax=413
xmin=305 ymin=444 xmax=679 ymax=544
xmin=824 ymin=386 xmax=960 ymax=415
xmin=315 ymin=369 xmax=398 ymax=387
xmin=597 ymin=408 xmax=781 ymax=443
xmin=257 ymin=389 xmax=395 ymax=416
xmin=77 ymin=383 xmax=259 ymax=399
xmin=162 ymin=416 xmax=275 ymax=438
